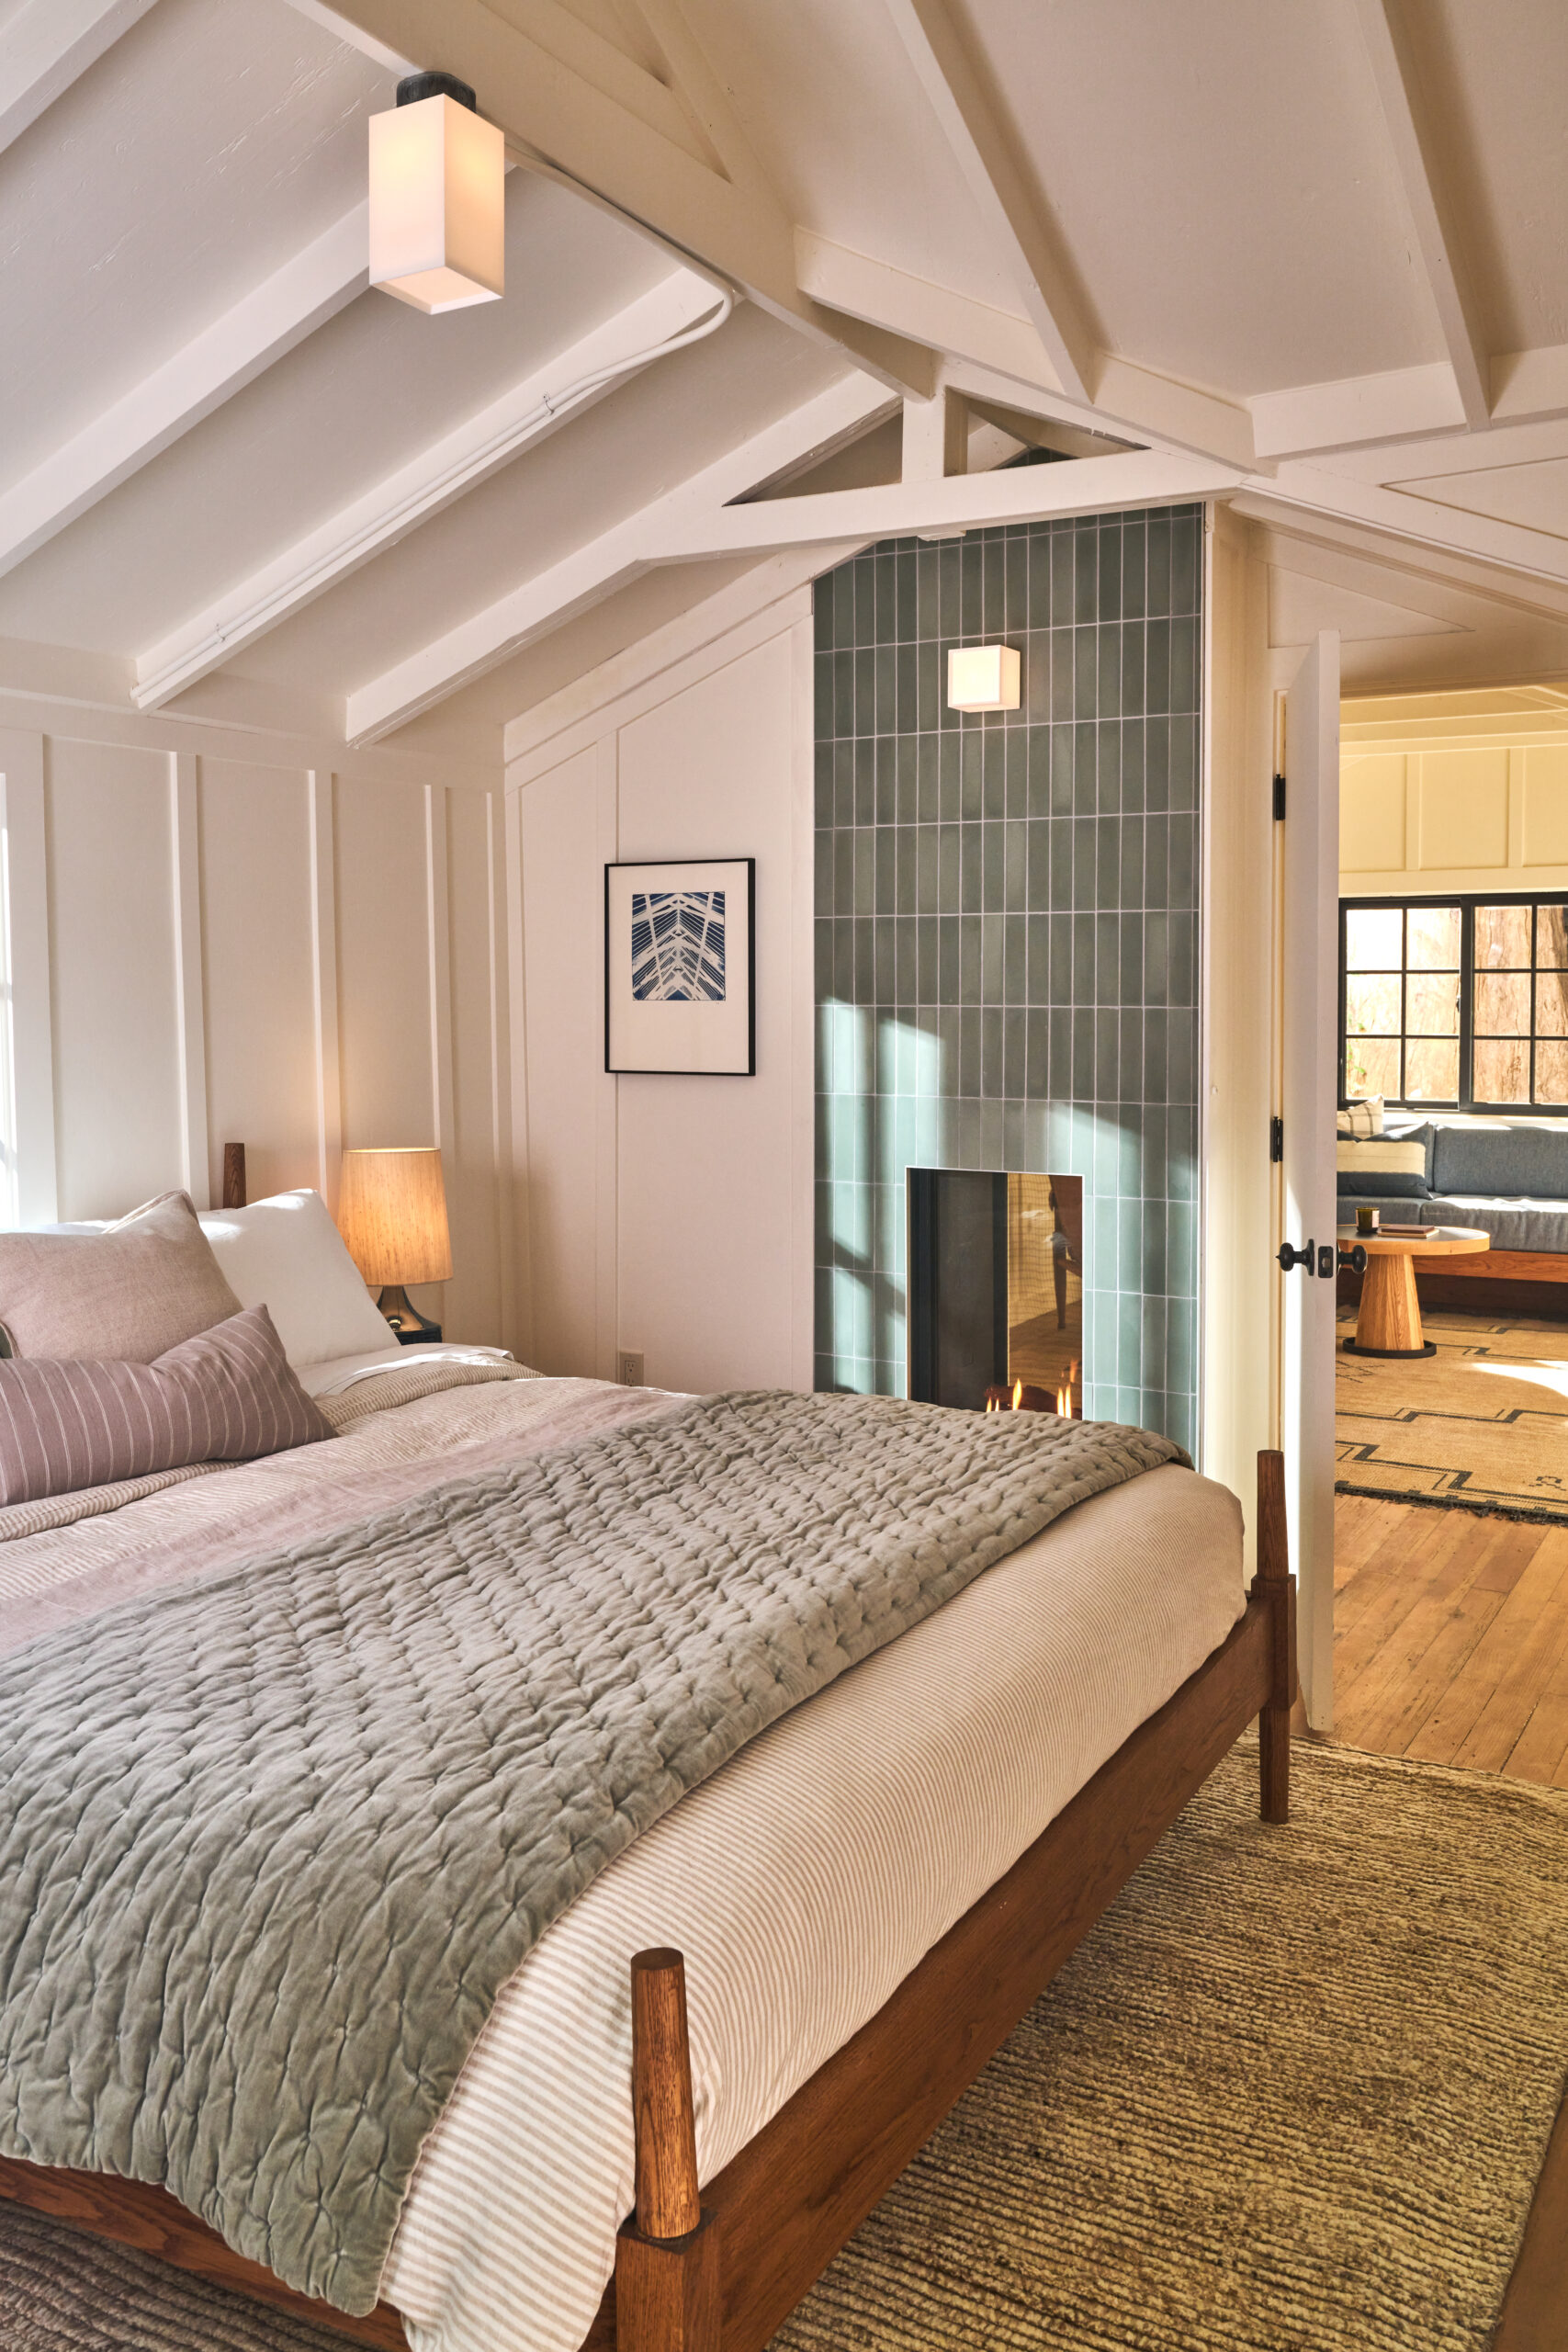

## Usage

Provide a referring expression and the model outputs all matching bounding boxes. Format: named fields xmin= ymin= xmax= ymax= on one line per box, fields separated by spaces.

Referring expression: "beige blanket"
xmin=0 ymin=1363 xmax=675 ymax=1657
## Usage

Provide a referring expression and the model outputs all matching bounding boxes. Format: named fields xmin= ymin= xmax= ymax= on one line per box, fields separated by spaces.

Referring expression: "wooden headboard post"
xmin=222 ymin=1144 xmax=247 ymax=1211
xmin=1255 ymin=1448 xmax=1296 ymax=1826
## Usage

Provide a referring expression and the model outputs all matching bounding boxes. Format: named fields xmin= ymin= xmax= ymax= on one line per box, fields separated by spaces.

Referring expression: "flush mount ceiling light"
xmin=946 ymin=644 xmax=1021 ymax=712
xmin=368 ymin=72 xmax=504 ymax=314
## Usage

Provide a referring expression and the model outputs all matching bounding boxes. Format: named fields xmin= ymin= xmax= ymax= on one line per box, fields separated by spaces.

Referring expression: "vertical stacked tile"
xmin=813 ymin=503 xmax=1202 ymax=1450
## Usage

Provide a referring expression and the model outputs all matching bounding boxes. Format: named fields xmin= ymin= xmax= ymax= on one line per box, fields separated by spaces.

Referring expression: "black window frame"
xmin=1340 ymin=890 xmax=1568 ymax=1116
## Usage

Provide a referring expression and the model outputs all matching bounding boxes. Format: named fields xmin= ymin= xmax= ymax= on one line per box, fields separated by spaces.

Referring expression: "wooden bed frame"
xmin=0 ymin=1450 xmax=1299 ymax=2352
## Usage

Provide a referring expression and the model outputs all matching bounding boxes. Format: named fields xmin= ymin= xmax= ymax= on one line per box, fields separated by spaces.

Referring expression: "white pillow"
xmin=197 ymin=1190 xmax=393 ymax=1368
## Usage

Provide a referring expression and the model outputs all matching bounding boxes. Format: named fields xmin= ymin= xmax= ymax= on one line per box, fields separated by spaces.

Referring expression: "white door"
xmin=1280 ymin=630 xmax=1340 ymax=1728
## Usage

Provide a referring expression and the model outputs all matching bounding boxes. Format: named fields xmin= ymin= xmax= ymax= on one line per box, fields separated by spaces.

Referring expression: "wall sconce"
xmin=369 ymin=72 xmax=504 ymax=314
xmin=946 ymin=645 xmax=1021 ymax=712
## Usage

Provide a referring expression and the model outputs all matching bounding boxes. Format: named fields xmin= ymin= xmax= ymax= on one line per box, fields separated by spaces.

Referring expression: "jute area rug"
xmin=1337 ymin=1304 xmax=1568 ymax=1521
xmin=4 ymin=1745 xmax=1567 ymax=2352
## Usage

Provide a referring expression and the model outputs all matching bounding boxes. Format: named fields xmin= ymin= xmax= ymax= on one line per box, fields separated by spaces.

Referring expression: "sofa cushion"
xmin=1431 ymin=1122 xmax=1568 ymax=1199
xmin=1337 ymin=1139 xmax=1429 ymax=1197
xmin=1419 ymin=1195 xmax=1568 ymax=1255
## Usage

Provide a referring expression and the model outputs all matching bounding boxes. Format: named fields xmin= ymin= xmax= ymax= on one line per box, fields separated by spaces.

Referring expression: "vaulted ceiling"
xmin=2 ymin=0 xmax=1566 ymax=766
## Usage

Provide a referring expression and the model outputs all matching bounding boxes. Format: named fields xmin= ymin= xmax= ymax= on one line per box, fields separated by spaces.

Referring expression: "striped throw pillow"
xmin=0 ymin=1304 xmax=333 ymax=1506
xmin=1336 ymin=1138 xmax=1429 ymax=1198
xmin=1337 ymin=1096 xmax=1384 ymax=1138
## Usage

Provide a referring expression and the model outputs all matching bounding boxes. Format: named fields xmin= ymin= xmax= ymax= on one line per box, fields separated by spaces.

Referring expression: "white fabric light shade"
xmin=947 ymin=643 xmax=1021 ymax=711
xmin=368 ymin=95 xmax=504 ymax=314
xmin=336 ymin=1149 xmax=453 ymax=1286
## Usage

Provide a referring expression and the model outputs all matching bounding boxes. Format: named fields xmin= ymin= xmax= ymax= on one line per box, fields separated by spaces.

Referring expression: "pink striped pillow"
xmin=0 ymin=1304 xmax=334 ymax=1505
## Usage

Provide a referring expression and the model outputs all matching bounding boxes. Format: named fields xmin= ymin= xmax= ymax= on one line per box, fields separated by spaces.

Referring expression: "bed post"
xmin=615 ymin=1950 xmax=720 ymax=2352
xmin=1255 ymin=1447 xmax=1296 ymax=1824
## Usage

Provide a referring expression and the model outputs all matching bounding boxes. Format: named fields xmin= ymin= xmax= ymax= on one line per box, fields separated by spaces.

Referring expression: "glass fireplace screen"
xmin=906 ymin=1169 xmax=1083 ymax=1415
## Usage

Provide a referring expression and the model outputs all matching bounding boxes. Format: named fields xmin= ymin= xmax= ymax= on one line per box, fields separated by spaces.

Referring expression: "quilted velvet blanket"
xmin=0 ymin=1388 xmax=1182 ymax=2312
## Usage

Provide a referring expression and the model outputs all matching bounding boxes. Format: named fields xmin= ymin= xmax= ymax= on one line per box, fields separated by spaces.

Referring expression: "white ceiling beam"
xmin=1350 ymin=0 xmax=1490 ymax=428
xmin=1249 ymin=362 xmax=1467 ymax=459
xmin=317 ymin=0 xmax=937 ymax=396
xmin=650 ymin=449 xmax=1241 ymax=563
xmin=1256 ymin=466 xmax=1568 ymax=592
xmin=879 ymin=0 xmax=1094 ymax=404
xmin=132 ymin=268 xmax=720 ymax=709
xmin=795 ymin=232 xmax=1257 ymax=469
xmin=1326 ymin=412 xmax=1568 ymax=486
xmin=0 ymin=0 xmax=159 ymax=157
xmin=346 ymin=374 xmax=899 ymax=741
xmin=0 ymin=208 xmax=367 ymax=581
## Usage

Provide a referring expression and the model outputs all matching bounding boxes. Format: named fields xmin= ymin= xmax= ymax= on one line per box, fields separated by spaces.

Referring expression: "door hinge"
xmin=1269 ymin=1114 xmax=1283 ymax=1162
xmin=1272 ymin=773 xmax=1287 ymax=820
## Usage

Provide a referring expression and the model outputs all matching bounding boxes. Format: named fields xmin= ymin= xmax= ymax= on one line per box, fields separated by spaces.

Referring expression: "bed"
xmin=0 ymin=1180 xmax=1295 ymax=2352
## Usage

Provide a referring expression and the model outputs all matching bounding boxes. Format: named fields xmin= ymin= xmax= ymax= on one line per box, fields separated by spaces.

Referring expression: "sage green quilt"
xmin=0 ymin=1388 xmax=1182 ymax=2312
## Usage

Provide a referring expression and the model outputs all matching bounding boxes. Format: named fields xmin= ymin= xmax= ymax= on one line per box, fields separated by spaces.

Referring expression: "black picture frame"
xmin=604 ymin=856 xmax=756 ymax=1075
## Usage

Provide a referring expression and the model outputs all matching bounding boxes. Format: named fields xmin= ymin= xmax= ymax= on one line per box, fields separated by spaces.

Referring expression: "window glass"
xmin=1346 ymin=908 xmax=1402 ymax=970
xmin=1345 ymin=1035 xmax=1400 ymax=1099
xmin=1346 ymin=975 xmax=1401 ymax=1035
xmin=1406 ymin=972 xmax=1460 ymax=1035
xmin=1475 ymin=971 xmax=1531 ymax=1035
xmin=1537 ymin=1043 xmax=1568 ymax=1103
xmin=1538 ymin=906 xmax=1568 ymax=969
xmin=1474 ymin=1038 xmax=1530 ymax=1102
xmin=1536 ymin=972 xmax=1568 ymax=1038
xmin=1407 ymin=905 xmax=1461 ymax=968
xmin=1477 ymin=905 xmax=1532 ymax=967
xmin=1405 ymin=1039 xmax=1459 ymax=1100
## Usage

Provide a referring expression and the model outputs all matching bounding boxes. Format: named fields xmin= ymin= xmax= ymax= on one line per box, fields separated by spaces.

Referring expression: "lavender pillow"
xmin=0 ymin=1304 xmax=334 ymax=1506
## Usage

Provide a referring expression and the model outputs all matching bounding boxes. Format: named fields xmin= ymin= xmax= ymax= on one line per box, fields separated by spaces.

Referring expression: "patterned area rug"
xmin=4 ymin=1745 xmax=1566 ymax=2352
xmin=1337 ymin=1306 xmax=1568 ymax=1520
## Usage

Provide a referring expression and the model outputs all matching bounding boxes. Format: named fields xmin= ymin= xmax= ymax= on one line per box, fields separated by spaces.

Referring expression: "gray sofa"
xmin=1340 ymin=1117 xmax=1568 ymax=1264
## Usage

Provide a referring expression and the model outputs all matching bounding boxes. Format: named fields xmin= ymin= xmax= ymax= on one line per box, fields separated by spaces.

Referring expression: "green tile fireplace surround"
xmin=813 ymin=504 xmax=1201 ymax=1450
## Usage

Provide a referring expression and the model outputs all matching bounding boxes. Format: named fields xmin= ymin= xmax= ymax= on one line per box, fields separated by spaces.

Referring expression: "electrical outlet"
xmin=618 ymin=1350 xmax=644 ymax=1387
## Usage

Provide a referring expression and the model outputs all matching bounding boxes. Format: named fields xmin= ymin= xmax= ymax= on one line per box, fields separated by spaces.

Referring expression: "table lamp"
xmin=336 ymin=1147 xmax=452 ymax=1342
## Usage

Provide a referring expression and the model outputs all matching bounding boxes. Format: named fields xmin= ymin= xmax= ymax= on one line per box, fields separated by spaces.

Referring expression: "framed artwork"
xmin=604 ymin=857 xmax=755 ymax=1075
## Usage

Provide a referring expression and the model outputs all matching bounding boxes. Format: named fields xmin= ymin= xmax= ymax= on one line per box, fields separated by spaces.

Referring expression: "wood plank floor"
xmin=1334 ymin=1492 xmax=1568 ymax=1782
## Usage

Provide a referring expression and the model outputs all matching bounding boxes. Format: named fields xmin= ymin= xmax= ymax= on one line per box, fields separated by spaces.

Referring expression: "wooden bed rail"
xmin=616 ymin=1950 xmax=719 ymax=2352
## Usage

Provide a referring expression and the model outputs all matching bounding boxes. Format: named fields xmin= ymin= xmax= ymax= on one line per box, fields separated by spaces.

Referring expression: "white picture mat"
xmin=606 ymin=859 xmax=752 ymax=1073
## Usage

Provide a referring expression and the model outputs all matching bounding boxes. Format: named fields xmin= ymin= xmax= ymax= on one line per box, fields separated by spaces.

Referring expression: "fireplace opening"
xmin=907 ymin=1168 xmax=1084 ymax=1415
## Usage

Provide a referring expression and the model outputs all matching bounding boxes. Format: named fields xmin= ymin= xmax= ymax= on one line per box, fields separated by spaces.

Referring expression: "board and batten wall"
xmin=1341 ymin=697 xmax=1568 ymax=895
xmin=504 ymin=583 xmax=816 ymax=1395
xmin=0 ymin=705 xmax=514 ymax=1349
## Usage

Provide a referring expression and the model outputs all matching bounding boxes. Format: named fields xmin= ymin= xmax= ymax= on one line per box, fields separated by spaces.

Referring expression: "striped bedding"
xmin=0 ymin=1366 xmax=1245 ymax=2352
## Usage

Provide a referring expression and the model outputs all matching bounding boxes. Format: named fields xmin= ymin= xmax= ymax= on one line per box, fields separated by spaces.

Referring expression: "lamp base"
xmin=377 ymin=1283 xmax=443 ymax=1345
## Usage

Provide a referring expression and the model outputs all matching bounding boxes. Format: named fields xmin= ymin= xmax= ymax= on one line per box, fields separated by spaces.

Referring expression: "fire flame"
xmin=1011 ymin=1377 xmax=1022 ymax=1411
xmin=1056 ymin=1380 xmax=1071 ymax=1415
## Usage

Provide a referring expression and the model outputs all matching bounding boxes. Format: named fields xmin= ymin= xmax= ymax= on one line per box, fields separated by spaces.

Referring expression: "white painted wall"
xmin=506 ymin=583 xmax=815 ymax=1394
xmin=0 ymin=700 xmax=513 ymax=1349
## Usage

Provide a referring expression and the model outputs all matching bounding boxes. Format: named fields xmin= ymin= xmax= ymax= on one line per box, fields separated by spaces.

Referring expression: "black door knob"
xmin=1277 ymin=1239 xmax=1314 ymax=1272
xmin=1337 ymin=1242 xmax=1368 ymax=1274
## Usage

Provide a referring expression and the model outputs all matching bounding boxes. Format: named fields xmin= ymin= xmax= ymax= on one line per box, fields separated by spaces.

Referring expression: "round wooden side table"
xmin=1338 ymin=1225 xmax=1490 ymax=1357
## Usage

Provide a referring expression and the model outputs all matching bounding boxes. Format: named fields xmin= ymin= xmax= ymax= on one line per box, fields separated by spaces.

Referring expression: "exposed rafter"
xmin=312 ymin=0 xmax=938 ymax=397
xmin=0 ymin=0 xmax=158 ymax=158
xmin=1351 ymin=0 xmax=1490 ymax=429
xmin=1249 ymin=362 xmax=1467 ymax=459
xmin=133 ymin=269 xmax=724 ymax=709
xmin=0 ymin=209 xmax=367 ymax=581
xmin=345 ymin=374 xmax=901 ymax=741
xmin=880 ymin=0 xmax=1095 ymax=405
xmin=347 ymin=400 xmax=1235 ymax=742
xmin=796 ymin=233 xmax=1258 ymax=469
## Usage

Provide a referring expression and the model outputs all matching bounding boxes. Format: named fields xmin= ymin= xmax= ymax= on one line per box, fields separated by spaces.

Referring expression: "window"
xmin=1341 ymin=895 xmax=1568 ymax=1112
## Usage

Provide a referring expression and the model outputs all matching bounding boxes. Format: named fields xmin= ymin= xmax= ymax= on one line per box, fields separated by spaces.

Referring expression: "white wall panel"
xmin=0 ymin=703 xmax=514 ymax=1353
xmin=517 ymin=745 xmax=611 ymax=1378
xmin=46 ymin=738 xmax=183 ymax=1220
xmin=509 ymin=598 xmax=815 ymax=1396
xmin=198 ymin=757 xmax=321 ymax=1206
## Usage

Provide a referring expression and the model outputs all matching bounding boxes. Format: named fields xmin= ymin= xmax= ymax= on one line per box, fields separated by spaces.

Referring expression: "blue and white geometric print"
xmin=629 ymin=889 xmax=727 ymax=1002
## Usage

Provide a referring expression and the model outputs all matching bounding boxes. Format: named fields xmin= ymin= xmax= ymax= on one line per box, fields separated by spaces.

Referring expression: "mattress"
xmin=382 ymin=1456 xmax=1245 ymax=2352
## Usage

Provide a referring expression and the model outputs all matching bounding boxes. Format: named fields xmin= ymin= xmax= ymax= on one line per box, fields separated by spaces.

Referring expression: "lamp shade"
xmin=336 ymin=1148 xmax=453 ymax=1285
xmin=368 ymin=93 xmax=504 ymax=314
xmin=947 ymin=644 xmax=1021 ymax=711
